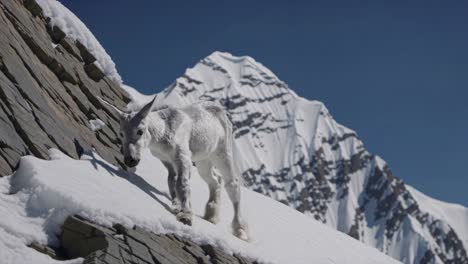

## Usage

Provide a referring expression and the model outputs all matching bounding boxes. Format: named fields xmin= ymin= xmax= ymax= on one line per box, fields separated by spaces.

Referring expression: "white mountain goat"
xmin=100 ymin=97 xmax=249 ymax=240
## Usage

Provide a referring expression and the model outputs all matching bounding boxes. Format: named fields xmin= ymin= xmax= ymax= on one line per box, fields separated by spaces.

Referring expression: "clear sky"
xmin=61 ymin=0 xmax=468 ymax=206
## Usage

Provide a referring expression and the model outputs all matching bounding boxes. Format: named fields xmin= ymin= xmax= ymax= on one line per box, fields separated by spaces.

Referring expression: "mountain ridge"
xmin=147 ymin=50 xmax=468 ymax=264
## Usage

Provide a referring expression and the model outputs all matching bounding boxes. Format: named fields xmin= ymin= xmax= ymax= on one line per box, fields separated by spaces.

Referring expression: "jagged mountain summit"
xmin=129 ymin=51 xmax=467 ymax=264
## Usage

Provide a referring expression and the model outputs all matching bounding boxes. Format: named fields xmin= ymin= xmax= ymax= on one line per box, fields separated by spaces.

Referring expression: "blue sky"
xmin=61 ymin=0 xmax=468 ymax=206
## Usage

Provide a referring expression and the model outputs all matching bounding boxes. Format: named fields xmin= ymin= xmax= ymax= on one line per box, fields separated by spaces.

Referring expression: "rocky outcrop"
xmin=0 ymin=0 xmax=129 ymax=176
xmin=58 ymin=216 xmax=256 ymax=264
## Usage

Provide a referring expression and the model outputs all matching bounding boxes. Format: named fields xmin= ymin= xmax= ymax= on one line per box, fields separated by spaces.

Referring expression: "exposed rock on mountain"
xmin=0 ymin=0 xmax=128 ymax=176
xmin=59 ymin=216 xmax=256 ymax=264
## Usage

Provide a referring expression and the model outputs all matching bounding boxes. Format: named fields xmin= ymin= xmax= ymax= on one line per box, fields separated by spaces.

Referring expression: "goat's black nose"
xmin=124 ymin=157 xmax=140 ymax=168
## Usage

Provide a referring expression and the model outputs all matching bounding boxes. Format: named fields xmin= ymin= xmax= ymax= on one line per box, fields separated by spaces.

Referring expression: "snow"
xmin=0 ymin=148 xmax=398 ymax=264
xmin=88 ymin=118 xmax=105 ymax=131
xmin=406 ymin=185 xmax=468 ymax=246
xmin=0 ymin=175 xmax=82 ymax=264
xmin=121 ymin=84 xmax=156 ymax=112
xmin=36 ymin=0 xmax=122 ymax=84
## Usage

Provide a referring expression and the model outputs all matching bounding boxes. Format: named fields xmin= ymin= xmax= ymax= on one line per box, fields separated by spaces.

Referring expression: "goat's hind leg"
xmin=174 ymin=149 xmax=193 ymax=226
xmin=196 ymin=160 xmax=222 ymax=224
xmin=212 ymin=155 xmax=249 ymax=241
xmin=163 ymin=162 xmax=181 ymax=214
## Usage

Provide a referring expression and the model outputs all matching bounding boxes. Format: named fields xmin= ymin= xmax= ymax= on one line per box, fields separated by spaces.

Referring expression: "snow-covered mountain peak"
xmin=153 ymin=52 xmax=468 ymax=264
xmin=172 ymin=51 xmax=298 ymax=101
xmin=204 ymin=51 xmax=281 ymax=83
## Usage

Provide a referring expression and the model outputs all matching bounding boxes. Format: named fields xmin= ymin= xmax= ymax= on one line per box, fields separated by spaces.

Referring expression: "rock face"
xmin=60 ymin=216 xmax=256 ymax=264
xmin=0 ymin=0 xmax=129 ymax=176
xmin=161 ymin=52 xmax=468 ymax=264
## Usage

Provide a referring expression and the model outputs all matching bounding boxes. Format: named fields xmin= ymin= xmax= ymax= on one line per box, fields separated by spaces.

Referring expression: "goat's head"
xmin=100 ymin=96 xmax=157 ymax=168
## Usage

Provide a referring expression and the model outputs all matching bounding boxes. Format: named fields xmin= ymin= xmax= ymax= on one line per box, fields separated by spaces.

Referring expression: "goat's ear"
xmin=98 ymin=97 xmax=125 ymax=117
xmin=137 ymin=95 xmax=157 ymax=120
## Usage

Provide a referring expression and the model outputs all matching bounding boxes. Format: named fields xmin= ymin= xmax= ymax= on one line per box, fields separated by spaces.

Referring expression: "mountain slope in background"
xmin=133 ymin=51 xmax=467 ymax=264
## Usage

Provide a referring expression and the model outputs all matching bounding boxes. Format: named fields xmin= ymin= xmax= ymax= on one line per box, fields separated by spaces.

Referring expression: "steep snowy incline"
xmin=128 ymin=51 xmax=467 ymax=264
xmin=0 ymin=149 xmax=398 ymax=264
xmin=407 ymin=185 xmax=468 ymax=248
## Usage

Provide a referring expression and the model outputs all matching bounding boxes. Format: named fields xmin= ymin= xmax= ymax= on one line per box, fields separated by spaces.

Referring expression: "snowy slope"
xmin=407 ymin=185 xmax=468 ymax=248
xmin=23 ymin=1 xmax=466 ymax=263
xmin=0 ymin=148 xmax=398 ymax=264
xmin=124 ymin=51 xmax=467 ymax=264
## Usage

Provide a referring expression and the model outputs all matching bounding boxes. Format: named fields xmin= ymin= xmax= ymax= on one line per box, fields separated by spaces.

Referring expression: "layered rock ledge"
xmin=0 ymin=0 xmax=129 ymax=175
xmin=50 ymin=216 xmax=256 ymax=264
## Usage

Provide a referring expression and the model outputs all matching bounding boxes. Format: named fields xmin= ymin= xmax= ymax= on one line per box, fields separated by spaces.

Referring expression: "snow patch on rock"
xmin=88 ymin=118 xmax=105 ymax=131
xmin=36 ymin=0 xmax=122 ymax=84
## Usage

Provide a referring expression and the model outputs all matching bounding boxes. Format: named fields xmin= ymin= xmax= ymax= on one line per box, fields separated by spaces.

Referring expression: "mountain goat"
xmin=102 ymin=97 xmax=249 ymax=241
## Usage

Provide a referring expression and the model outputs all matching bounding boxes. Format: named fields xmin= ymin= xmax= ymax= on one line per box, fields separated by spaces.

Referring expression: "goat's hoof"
xmin=234 ymin=228 xmax=249 ymax=241
xmin=177 ymin=212 xmax=192 ymax=226
xmin=204 ymin=202 xmax=220 ymax=224
xmin=171 ymin=201 xmax=181 ymax=214
xmin=232 ymin=221 xmax=249 ymax=241
xmin=171 ymin=206 xmax=181 ymax=215
xmin=204 ymin=215 xmax=219 ymax=224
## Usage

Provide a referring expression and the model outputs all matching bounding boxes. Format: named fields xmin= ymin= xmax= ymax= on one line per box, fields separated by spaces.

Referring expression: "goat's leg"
xmin=196 ymin=160 xmax=222 ymax=224
xmin=174 ymin=148 xmax=193 ymax=226
xmin=162 ymin=161 xmax=181 ymax=214
xmin=213 ymin=155 xmax=249 ymax=241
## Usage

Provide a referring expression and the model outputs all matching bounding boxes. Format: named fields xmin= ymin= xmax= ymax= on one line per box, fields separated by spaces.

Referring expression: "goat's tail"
xmin=220 ymin=110 xmax=245 ymax=187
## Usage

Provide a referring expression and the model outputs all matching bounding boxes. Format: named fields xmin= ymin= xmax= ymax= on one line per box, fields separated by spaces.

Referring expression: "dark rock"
xmin=202 ymin=245 xmax=241 ymax=264
xmin=58 ymin=37 xmax=83 ymax=62
xmin=23 ymin=0 xmax=42 ymax=17
xmin=76 ymin=40 xmax=97 ymax=64
xmin=84 ymin=62 xmax=105 ymax=82
xmin=0 ymin=0 xmax=129 ymax=175
xmin=61 ymin=217 xmax=110 ymax=259
xmin=48 ymin=25 xmax=65 ymax=43
xmin=28 ymin=241 xmax=64 ymax=260
xmin=60 ymin=216 xmax=258 ymax=264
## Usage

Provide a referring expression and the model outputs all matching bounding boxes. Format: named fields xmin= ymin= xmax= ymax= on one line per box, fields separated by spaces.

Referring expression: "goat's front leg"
xmin=174 ymin=147 xmax=193 ymax=226
xmin=162 ymin=162 xmax=181 ymax=214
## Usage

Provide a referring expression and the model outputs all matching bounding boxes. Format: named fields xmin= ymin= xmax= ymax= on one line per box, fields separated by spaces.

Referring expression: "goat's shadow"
xmin=87 ymin=151 xmax=173 ymax=214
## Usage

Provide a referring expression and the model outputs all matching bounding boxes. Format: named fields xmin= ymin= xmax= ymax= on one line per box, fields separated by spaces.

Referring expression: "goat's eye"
xmin=119 ymin=132 xmax=124 ymax=138
xmin=137 ymin=129 xmax=143 ymax=136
